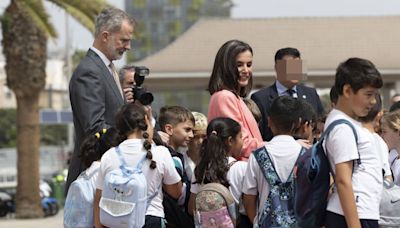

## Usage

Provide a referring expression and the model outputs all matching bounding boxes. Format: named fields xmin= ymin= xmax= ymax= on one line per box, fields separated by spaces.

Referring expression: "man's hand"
xmin=123 ymin=87 xmax=134 ymax=103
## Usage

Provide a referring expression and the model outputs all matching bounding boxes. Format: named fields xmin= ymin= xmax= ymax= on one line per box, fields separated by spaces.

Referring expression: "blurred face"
xmin=348 ymin=86 xmax=378 ymax=118
xmin=275 ymin=55 xmax=302 ymax=89
xmin=105 ymin=20 xmax=133 ymax=60
xmin=381 ymin=121 xmax=400 ymax=150
xmin=169 ymin=120 xmax=194 ymax=149
xmin=188 ymin=129 xmax=206 ymax=153
xmin=229 ymin=132 xmax=243 ymax=158
xmin=236 ymin=50 xmax=253 ymax=88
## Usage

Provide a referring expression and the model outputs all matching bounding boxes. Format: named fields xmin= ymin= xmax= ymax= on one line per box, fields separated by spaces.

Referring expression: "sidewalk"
xmin=0 ymin=209 xmax=63 ymax=228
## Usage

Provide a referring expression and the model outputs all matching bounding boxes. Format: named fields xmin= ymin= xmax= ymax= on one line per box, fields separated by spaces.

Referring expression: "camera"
xmin=133 ymin=66 xmax=154 ymax=106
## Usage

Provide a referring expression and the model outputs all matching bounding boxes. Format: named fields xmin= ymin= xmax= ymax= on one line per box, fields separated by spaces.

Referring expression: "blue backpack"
xmin=253 ymin=146 xmax=302 ymax=228
xmin=99 ymin=146 xmax=159 ymax=228
xmin=293 ymin=119 xmax=360 ymax=228
xmin=64 ymin=166 xmax=99 ymax=228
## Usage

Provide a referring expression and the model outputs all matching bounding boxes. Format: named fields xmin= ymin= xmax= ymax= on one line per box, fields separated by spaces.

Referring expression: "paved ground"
xmin=0 ymin=209 xmax=63 ymax=228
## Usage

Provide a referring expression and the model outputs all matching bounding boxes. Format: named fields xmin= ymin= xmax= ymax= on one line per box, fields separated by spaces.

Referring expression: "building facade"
xmin=125 ymin=0 xmax=232 ymax=60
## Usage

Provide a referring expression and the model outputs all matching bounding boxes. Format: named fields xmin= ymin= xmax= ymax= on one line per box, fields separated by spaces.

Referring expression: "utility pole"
xmin=65 ymin=11 xmax=74 ymax=153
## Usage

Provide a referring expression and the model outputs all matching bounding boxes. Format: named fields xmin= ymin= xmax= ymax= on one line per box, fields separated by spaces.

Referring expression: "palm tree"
xmin=1 ymin=0 xmax=106 ymax=218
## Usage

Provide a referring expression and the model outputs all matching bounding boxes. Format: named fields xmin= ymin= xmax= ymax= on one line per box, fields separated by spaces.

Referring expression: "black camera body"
xmin=132 ymin=66 xmax=154 ymax=106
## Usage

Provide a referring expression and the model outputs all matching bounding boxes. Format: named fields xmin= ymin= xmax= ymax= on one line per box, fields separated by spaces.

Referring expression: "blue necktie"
xmin=287 ymin=89 xmax=296 ymax=97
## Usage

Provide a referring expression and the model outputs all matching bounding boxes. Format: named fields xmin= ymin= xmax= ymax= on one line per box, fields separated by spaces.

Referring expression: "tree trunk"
xmin=15 ymin=94 xmax=43 ymax=218
xmin=2 ymin=0 xmax=46 ymax=218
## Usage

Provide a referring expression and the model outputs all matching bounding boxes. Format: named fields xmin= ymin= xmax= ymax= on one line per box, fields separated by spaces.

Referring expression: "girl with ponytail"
xmin=188 ymin=117 xmax=251 ymax=227
xmin=94 ymin=103 xmax=182 ymax=228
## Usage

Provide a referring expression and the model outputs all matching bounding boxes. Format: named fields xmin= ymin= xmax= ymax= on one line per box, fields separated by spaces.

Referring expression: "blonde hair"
xmin=192 ymin=112 xmax=207 ymax=131
xmin=383 ymin=110 xmax=400 ymax=131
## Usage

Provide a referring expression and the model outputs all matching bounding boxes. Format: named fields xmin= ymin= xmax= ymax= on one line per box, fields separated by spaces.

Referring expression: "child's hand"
xmin=296 ymin=139 xmax=312 ymax=149
xmin=158 ymin=131 xmax=170 ymax=145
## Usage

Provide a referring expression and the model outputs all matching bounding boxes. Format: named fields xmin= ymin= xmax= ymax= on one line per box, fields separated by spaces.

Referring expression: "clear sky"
xmin=1 ymin=0 xmax=400 ymax=53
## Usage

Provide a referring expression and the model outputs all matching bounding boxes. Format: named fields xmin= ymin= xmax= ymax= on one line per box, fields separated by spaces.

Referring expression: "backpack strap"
xmin=115 ymin=145 xmax=161 ymax=210
xmin=253 ymin=145 xmax=302 ymax=226
xmin=80 ymin=167 xmax=100 ymax=180
xmin=319 ymin=119 xmax=361 ymax=176
xmin=254 ymin=146 xmax=303 ymax=185
xmin=115 ymin=146 xmax=148 ymax=175
xmin=253 ymin=147 xmax=278 ymax=185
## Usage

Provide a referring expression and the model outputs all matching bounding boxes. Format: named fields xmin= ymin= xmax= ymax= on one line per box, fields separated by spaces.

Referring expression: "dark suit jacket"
xmin=251 ymin=83 xmax=324 ymax=141
xmin=66 ymin=49 xmax=124 ymax=194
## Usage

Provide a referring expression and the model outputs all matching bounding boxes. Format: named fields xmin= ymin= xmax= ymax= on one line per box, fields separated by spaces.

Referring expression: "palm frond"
xmin=18 ymin=0 xmax=57 ymax=38
xmin=47 ymin=0 xmax=108 ymax=34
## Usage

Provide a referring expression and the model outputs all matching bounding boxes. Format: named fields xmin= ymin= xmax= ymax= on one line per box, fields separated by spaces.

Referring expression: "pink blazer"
xmin=208 ymin=90 xmax=265 ymax=161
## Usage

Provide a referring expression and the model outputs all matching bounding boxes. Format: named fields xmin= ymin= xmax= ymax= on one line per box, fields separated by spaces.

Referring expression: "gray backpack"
xmin=379 ymin=179 xmax=400 ymax=227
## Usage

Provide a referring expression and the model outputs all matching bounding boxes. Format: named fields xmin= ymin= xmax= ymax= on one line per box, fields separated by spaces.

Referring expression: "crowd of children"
xmin=63 ymin=39 xmax=400 ymax=228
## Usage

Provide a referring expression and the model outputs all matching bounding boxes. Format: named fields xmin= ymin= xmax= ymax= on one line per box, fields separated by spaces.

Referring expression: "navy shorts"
xmin=325 ymin=211 xmax=378 ymax=228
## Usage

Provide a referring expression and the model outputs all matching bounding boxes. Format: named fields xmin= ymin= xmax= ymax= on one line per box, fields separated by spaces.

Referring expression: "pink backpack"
xmin=194 ymin=183 xmax=238 ymax=228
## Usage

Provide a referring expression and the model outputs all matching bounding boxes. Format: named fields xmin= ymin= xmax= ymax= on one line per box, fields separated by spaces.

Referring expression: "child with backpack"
xmin=188 ymin=117 xmax=249 ymax=227
xmin=94 ymin=103 xmax=182 ymax=228
xmin=381 ymin=110 xmax=400 ymax=186
xmin=64 ymin=127 xmax=120 ymax=228
xmin=324 ymin=58 xmax=383 ymax=228
xmin=242 ymin=96 xmax=304 ymax=227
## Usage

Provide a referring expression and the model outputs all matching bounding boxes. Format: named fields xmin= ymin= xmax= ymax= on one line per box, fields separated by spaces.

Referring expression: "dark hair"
xmin=208 ymin=40 xmax=253 ymax=97
xmin=335 ymin=58 xmax=383 ymax=95
xmin=329 ymin=86 xmax=338 ymax=105
xmin=158 ymin=106 xmax=195 ymax=131
xmin=294 ymin=99 xmax=317 ymax=134
xmin=79 ymin=127 xmax=121 ymax=167
xmin=243 ymin=98 xmax=262 ymax=123
xmin=390 ymin=101 xmax=400 ymax=112
xmin=359 ymin=93 xmax=382 ymax=123
xmin=118 ymin=64 xmax=135 ymax=83
xmin=269 ymin=96 xmax=301 ymax=134
xmin=194 ymin=117 xmax=241 ymax=187
xmin=274 ymin=47 xmax=301 ymax=62
xmin=115 ymin=103 xmax=156 ymax=169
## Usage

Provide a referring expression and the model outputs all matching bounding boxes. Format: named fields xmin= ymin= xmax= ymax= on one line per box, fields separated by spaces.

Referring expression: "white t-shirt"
xmin=324 ymin=109 xmax=383 ymax=220
xmin=96 ymin=139 xmax=181 ymax=218
xmin=371 ymin=133 xmax=391 ymax=178
xmin=190 ymin=157 xmax=248 ymax=214
xmin=242 ymin=135 xmax=302 ymax=220
xmin=389 ymin=149 xmax=400 ymax=186
xmin=183 ymin=152 xmax=196 ymax=182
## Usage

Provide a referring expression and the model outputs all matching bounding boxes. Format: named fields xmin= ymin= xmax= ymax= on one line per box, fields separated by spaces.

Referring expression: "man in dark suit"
xmin=251 ymin=47 xmax=324 ymax=141
xmin=66 ymin=7 xmax=135 ymax=194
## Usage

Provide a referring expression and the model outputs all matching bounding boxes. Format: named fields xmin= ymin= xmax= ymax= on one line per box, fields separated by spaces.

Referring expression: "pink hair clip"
xmin=211 ymin=130 xmax=217 ymax=135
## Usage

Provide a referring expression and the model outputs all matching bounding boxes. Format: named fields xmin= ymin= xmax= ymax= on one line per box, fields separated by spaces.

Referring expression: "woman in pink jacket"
xmin=208 ymin=40 xmax=265 ymax=161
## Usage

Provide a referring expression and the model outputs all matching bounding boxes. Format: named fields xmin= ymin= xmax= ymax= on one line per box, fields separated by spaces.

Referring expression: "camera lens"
xmin=138 ymin=92 xmax=154 ymax=106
